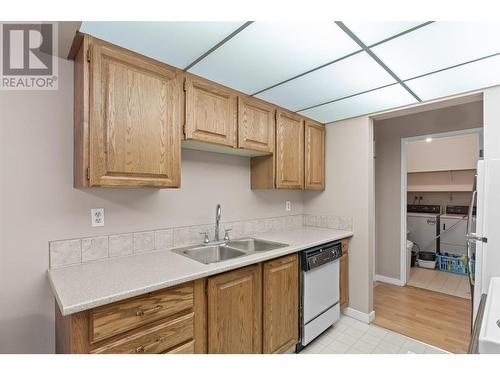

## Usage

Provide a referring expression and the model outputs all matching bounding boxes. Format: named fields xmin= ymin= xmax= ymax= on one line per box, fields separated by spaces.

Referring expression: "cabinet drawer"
xmin=91 ymin=312 xmax=194 ymax=354
xmin=90 ymin=283 xmax=194 ymax=343
xmin=163 ymin=340 xmax=195 ymax=354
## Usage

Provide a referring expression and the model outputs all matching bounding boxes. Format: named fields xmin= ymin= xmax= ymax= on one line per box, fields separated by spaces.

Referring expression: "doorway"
xmin=372 ymin=96 xmax=483 ymax=353
xmin=400 ymin=128 xmax=482 ymax=296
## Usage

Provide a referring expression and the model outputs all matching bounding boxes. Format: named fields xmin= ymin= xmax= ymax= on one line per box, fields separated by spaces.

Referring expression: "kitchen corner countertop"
xmin=48 ymin=227 xmax=353 ymax=316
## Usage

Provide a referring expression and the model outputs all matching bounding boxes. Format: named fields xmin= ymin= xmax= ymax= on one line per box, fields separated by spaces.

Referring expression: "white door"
xmin=480 ymin=160 xmax=500 ymax=299
xmin=473 ymin=161 xmax=485 ymax=319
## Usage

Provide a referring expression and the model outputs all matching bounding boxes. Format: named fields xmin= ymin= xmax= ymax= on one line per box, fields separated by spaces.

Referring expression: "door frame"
xmin=399 ymin=127 xmax=483 ymax=285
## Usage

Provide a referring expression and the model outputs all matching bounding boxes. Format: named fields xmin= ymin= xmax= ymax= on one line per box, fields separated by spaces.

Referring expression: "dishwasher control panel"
xmin=302 ymin=241 xmax=342 ymax=271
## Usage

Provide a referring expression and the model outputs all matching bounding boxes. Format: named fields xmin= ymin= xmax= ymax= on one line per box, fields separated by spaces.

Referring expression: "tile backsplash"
xmin=303 ymin=214 xmax=353 ymax=231
xmin=49 ymin=214 xmax=353 ymax=269
xmin=49 ymin=239 xmax=81 ymax=268
xmin=49 ymin=214 xmax=304 ymax=269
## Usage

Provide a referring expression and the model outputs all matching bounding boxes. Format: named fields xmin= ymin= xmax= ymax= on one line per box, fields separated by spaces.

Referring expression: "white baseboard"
xmin=343 ymin=307 xmax=376 ymax=324
xmin=374 ymin=274 xmax=405 ymax=286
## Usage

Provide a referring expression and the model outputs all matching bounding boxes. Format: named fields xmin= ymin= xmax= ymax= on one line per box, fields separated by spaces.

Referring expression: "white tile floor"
xmin=407 ymin=267 xmax=471 ymax=299
xmin=298 ymin=314 xmax=448 ymax=354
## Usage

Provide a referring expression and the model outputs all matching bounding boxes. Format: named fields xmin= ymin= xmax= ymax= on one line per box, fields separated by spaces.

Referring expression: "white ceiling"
xmin=79 ymin=21 xmax=500 ymax=123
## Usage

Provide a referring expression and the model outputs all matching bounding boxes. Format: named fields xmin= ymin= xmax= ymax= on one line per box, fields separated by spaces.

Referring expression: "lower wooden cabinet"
xmin=55 ymin=254 xmax=301 ymax=354
xmin=340 ymin=239 xmax=349 ymax=310
xmin=55 ymin=280 xmax=204 ymax=354
xmin=206 ymin=255 xmax=299 ymax=354
xmin=263 ymin=254 xmax=298 ymax=354
xmin=207 ymin=264 xmax=262 ymax=354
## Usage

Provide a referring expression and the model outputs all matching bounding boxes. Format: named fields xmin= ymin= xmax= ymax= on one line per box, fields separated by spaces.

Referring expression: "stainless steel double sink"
xmin=172 ymin=237 xmax=289 ymax=264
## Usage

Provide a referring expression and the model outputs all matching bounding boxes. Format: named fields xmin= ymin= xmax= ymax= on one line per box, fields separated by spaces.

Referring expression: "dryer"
xmin=440 ymin=205 xmax=471 ymax=256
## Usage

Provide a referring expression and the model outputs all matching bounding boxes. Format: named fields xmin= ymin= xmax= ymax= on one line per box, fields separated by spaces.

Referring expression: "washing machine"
xmin=406 ymin=205 xmax=440 ymax=254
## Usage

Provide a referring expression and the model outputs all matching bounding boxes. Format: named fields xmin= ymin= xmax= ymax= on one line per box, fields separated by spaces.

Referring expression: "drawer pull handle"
xmin=136 ymin=305 xmax=162 ymax=317
xmin=135 ymin=337 xmax=166 ymax=353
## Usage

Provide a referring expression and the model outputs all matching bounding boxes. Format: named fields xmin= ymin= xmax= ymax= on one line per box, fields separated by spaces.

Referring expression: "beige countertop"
xmin=48 ymin=227 xmax=353 ymax=316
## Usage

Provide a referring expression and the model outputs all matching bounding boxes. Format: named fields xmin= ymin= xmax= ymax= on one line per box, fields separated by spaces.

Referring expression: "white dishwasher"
xmin=297 ymin=240 xmax=342 ymax=351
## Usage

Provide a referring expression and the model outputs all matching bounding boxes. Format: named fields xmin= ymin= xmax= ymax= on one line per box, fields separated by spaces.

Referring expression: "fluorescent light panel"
xmin=372 ymin=22 xmax=500 ymax=80
xmin=79 ymin=21 xmax=245 ymax=69
xmin=406 ymin=54 xmax=500 ymax=100
xmin=344 ymin=21 xmax=426 ymax=46
xmin=299 ymin=84 xmax=417 ymax=123
xmin=189 ymin=22 xmax=360 ymax=94
xmin=79 ymin=21 xmax=500 ymax=124
xmin=256 ymin=52 xmax=396 ymax=111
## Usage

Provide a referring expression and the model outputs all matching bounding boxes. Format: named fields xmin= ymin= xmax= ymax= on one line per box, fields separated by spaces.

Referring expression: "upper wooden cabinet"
xmin=238 ymin=96 xmax=275 ymax=153
xmin=275 ymin=111 xmax=304 ymax=189
xmin=74 ymin=35 xmax=182 ymax=188
xmin=304 ymin=121 xmax=326 ymax=190
xmin=72 ymin=34 xmax=325 ymax=190
xmin=184 ymin=75 xmax=237 ymax=148
xmin=207 ymin=264 xmax=262 ymax=354
xmin=263 ymin=254 xmax=298 ymax=353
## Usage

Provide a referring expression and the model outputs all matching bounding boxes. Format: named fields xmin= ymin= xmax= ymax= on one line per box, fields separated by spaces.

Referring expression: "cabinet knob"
xmin=135 ymin=305 xmax=162 ymax=317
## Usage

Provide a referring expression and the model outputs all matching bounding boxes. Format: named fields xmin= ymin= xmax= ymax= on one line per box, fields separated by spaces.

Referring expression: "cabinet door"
xmin=207 ymin=264 xmax=262 ymax=353
xmin=304 ymin=121 xmax=325 ymax=190
xmin=185 ymin=75 xmax=237 ymax=147
xmin=89 ymin=39 xmax=181 ymax=188
xmin=238 ymin=96 xmax=275 ymax=153
xmin=275 ymin=111 xmax=304 ymax=189
xmin=263 ymin=254 xmax=298 ymax=354
xmin=339 ymin=253 xmax=349 ymax=310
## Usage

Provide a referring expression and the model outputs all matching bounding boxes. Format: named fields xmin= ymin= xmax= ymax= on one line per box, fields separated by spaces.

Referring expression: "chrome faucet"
xmin=214 ymin=204 xmax=222 ymax=242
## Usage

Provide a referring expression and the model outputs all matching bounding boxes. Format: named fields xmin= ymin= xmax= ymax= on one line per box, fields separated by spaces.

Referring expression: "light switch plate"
xmin=285 ymin=201 xmax=291 ymax=212
xmin=91 ymin=208 xmax=104 ymax=227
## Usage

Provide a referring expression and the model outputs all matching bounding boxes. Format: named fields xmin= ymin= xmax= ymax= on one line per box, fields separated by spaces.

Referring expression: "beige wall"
xmin=0 ymin=58 xmax=303 ymax=353
xmin=303 ymin=117 xmax=375 ymax=316
xmin=374 ymin=102 xmax=483 ymax=280
xmin=407 ymin=133 xmax=479 ymax=172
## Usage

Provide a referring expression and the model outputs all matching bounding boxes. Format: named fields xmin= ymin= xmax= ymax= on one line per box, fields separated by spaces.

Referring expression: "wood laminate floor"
xmin=373 ymin=282 xmax=471 ymax=353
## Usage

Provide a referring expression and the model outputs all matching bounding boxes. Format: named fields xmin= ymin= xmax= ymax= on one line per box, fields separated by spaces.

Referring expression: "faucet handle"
xmin=199 ymin=232 xmax=210 ymax=244
xmin=224 ymin=229 xmax=232 ymax=241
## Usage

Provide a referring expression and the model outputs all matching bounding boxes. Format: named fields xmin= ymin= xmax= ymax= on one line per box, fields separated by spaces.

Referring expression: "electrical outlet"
xmin=285 ymin=201 xmax=291 ymax=212
xmin=91 ymin=208 xmax=104 ymax=227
